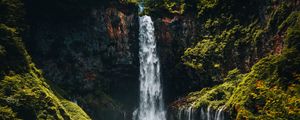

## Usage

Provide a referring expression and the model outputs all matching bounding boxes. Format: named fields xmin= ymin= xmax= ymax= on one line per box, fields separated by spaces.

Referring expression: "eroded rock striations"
xmin=1 ymin=0 xmax=299 ymax=120
xmin=24 ymin=1 xmax=140 ymax=119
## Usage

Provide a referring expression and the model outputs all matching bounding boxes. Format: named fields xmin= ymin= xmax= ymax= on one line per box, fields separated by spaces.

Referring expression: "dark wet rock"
xmin=24 ymin=1 xmax=139 ymax=120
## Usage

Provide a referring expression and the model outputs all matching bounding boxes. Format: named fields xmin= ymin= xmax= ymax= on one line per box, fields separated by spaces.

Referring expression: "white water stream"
xmin=177 ymin=105 xmax=225 ymax=120
xmin=133 ymin=3 xmax=166 ymax=120
xmin=133 ymin=3 xmax=225 ymax=120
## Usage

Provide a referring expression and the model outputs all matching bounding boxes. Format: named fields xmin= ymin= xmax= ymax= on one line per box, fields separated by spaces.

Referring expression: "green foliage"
xmin=176 ymin=68 xmax=244 ymax=110
xmin=278 ymin=11 xmax=300 ymax=32
xmin=179 ymin=44 xmax=300 ymax=119
xmin=182 ymin=22 xmax=264 ymax=81
xmin=267 ymin=2 xmax=292 ymax=33
xmin=190 ymin=80 xmax=238 ymax=110
xmin=225 ymin=48 xmax=300 ymax=119
xmin=0 ymin=23 xmax=36 ymax=73
xmin=180 ymin=1 xmax=299 ymax=83
xmin=0 ymin=31 xmax=91 ymax=119
xmin=142 ymin=0 xmax=185 ymax=15
xmin=196 ymin=0 xmax=219 ymax=16
xmin=224 ymin=68 xmax=242 ymax=82
xmin=183 ymin=39 xmax=224 ymax=71
xmin=0 ymin=0 xmax=91 ymax=119
xmin=177 ymin=10 xmax=300 ymax=119
xmin=230 ymin=17 xmax=300 ymax=119
xmin=144 ymin=0 xmax=263 ymax=18
xmin=61 ymin=100 xmax=91 ymax=120
xmin=0 ymin=106 xmax=20 ymax=120
xmin=0 ymin=67 xmax=91 ymax=120
xmin=124 ymin=0 xmax=138 ymax=4
xmin=285 ymin=12 xmax=300 ymax=50
xmin=175 ymin=1 xmax=300 ymax=119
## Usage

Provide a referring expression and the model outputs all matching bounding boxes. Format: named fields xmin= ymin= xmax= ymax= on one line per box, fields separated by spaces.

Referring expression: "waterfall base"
xmin=168 ymin=106 xmax=229 ymax=120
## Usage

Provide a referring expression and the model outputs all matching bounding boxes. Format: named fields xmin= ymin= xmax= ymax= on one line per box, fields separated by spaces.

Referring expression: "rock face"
xmin=16 ymin=0 xmax=300 ymax=120
xmin=24 ymin=1 xmax=204 ymax=119
xmin=156 ymin=1 xmax=300 ymax=120
xmin=149 ymin=0 xmax=300 ymax=103
xmin=24 ymin=1 xmax=140 ymax=120
xmin=0 ymin=0 xmax=91 ymax=119
xmin=153 ymin=15 xmax=200 ymax=102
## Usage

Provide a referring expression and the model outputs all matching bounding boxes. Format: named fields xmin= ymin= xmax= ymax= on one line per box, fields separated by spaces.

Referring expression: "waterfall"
xmin=200 ymin=106 xmax=225 ymax=120
xmin=178 ymin=108 xmax=184 ymax=119
xmin=133 ymin=3 xmax=166 ymax=120
xmin=207 ymin=106 xmax=211 ymax=120
xmin=176 ymin=105 xmax=225 ymax=120
xmin=187 ymin=106 xmax=193 ymax=120
xmin=215 ymin=106 xmax=225 ymax=120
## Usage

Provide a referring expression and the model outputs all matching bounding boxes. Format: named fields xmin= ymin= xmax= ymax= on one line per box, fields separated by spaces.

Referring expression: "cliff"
xmin=23 ymin=0 xmax=140 ymax=119
xmin=1 ymin=0 xmax=299 ymax=120
xmin=0 ymin=0 xmax=90 ymax=119
xmin=147 ymin=0 xmax=300 ymax=119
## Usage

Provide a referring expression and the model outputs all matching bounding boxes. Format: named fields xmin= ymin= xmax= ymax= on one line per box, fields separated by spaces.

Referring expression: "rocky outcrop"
xmin=149 ymin=0 xmax=299 ymax=98
xmin=153 ymin=15 xmax=201 ymax=103
xmin=0 ymin=0 xmax=91 ymax=119
xmin=163 ymin=1 xmax=300 ymax=119
xmin=24 ymin=1 xmax=139 ymax=120
xmin=9 ymin=0 xmax=299 ymax=119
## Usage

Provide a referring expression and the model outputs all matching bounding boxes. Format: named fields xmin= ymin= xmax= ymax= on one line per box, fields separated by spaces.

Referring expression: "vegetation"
xmin=0 ymin=72 xmax=91 ymax=120
xmin=179 ymin=1 xmax=298 ymax=83
xmin=0 ymin=0 xmax=91 ymax=119
xmin=1 ymin=0 xmax=299 ymax=119
xmin=172 ymin=3 xmax=300 ymax=119
xmin=137 ymin=0 xmax=185 ymax=15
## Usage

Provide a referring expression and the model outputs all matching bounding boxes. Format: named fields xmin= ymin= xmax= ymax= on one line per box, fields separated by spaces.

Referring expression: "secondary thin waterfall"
xmin=133 ymin=4 xmax=166 ymax=120
xmin=177 ymin=105 xmax=225 ymax=120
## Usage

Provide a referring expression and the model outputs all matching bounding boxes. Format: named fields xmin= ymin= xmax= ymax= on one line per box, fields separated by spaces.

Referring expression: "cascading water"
xmin=133 ymin=3 xmax=166 ymax=120
xmin=176 ymin=105 xmax=225 ymax=120
xmin=201 ymin=106 xmax=225 ymax=120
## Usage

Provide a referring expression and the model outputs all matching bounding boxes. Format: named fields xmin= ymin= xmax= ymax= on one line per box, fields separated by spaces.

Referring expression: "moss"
xmin=0 ymin=23 xmax=32 ymax=73
xmin=224 ymin=68 xmax=242 ymax=82
xmin=196 ymin=0 xmax=219 ymax=16
xmin=182 ymin=39 xmax=224 ymax=71
xmin=267 ymin=2 xmax=292 ymax=33
xmin=278 ymin=11 xmax=300 ymax=32
xmin=0 ymin=106 xmax=20 ymax=120
xmin=175 ymin=1 xmax=300 ymax=119
xmin=174 ymin=67 xmax=244 ymax=109
xmin=177 ymin=46 xmax=300 ymax=119
xmin=192 ymin=81 xmax=238 ymax=110
xmin=285 ymin=13 xmax=300 ymax=50
xmin=141 ymin=0 xmax=185 ymax=16
xmin=0 ymin=35 xmax=91 ymax=119
xmin=0 ymin=71 xmax=92 ymax=120
xmin=0 ymin=0 xmax=91 ymax=119
xmin=124 ymin=0 xmax=138 ymax=4
xmin=181 ymin=22 xmax=263 ymax=81
xmin=61 ymin=100 xmax=91 ymax=120
xmin=225 ymin=48 xmax=300 ymax=119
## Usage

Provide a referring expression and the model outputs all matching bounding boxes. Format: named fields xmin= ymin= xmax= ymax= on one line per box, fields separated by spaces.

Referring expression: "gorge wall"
xmin=24 ymin=0 xmax=140 ymax=120
xmin=22 ymin=1 xmax=202 ymax=119
xmin=1 ymin=0 xmax=299 ymax=120
xmin=0 ymin=0 xmax=91 ymax=119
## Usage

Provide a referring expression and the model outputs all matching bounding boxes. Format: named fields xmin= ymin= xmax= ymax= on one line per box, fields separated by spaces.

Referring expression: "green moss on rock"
xmin=226 ymin=48 xmax=300 ymax=119
xmin=0 ymin=0 xmax=91 ymax=119
xmin=61 ymin=100 xmax=91 ymax=120
xmin=174 ymin=10 xmax=300 ymax=119
xmin=0 ymin=72 xmax=91 ymax=120
xmin=0 ymin=106 xmax=20 ymax=120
